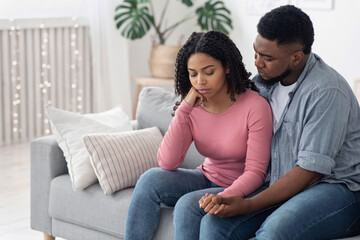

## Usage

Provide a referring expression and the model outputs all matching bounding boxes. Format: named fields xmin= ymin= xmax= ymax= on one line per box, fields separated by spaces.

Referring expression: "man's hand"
xmin=199 ymin=193 xmax=251 ymax=218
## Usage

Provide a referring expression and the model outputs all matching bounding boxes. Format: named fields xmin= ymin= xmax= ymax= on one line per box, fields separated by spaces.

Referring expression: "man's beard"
xmin=257 ymin=67 xmax=292 ymax=87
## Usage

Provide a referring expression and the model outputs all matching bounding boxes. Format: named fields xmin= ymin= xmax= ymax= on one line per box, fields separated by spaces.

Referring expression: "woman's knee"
xmin=136 ymin=167 xmax=161 ymax=187
xmin=174 ymin=192 xmax=203 ymax=219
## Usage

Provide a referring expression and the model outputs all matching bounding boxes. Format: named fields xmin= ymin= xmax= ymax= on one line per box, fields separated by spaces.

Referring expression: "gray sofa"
xmin=31 ymin=87 xmax=204 ymax=240
xmin=31 ymin=86 xmax=360 ymax=240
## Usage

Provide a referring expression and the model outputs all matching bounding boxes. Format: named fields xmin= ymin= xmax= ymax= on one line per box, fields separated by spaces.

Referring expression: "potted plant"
xmin=114 ymin=0 xmax=233 ymax=78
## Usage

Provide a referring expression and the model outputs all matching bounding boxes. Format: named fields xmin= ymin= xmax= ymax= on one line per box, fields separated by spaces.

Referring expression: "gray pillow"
xmin=135 ymin=87 xmax=204 ymax=169
xmin=136 ymin=87 xmax=180 ymax=135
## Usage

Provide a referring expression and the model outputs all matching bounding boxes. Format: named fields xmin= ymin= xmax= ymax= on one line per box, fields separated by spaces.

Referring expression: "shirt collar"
xmin=269 ymin=52 xmax=317 ymax=98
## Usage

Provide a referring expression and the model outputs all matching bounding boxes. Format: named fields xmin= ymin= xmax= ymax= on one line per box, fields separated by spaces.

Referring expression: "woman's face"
xmin=187 ymin=53 xmax=229 ymax=100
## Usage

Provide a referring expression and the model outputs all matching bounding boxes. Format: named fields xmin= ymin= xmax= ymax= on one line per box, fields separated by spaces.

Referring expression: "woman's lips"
xmin=197 ymin=89 xmax=210 ymax=94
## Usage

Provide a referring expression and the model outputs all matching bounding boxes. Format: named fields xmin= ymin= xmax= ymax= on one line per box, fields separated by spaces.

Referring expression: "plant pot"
xmin=149 ymin=44 xmax=181 ymax=79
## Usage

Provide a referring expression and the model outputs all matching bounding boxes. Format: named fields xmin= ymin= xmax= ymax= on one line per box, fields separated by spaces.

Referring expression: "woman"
xmin=125 ymin=31 xmax=273 ymax=240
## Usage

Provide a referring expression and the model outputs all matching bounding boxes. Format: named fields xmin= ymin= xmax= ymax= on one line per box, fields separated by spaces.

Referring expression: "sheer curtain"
xmin=86 ymin=0 xmax=132 ymax=116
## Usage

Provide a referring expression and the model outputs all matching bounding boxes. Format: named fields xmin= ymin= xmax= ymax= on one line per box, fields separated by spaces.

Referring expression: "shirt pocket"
xmin=279 ymin=122 xmax=301 ymax=164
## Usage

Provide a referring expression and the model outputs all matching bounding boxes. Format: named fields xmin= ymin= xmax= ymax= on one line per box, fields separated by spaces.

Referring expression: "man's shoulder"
xmin=300 ymin=55 xmax=352 ymax=101
xmin=304 ymin=54 xmax=346 ymax=88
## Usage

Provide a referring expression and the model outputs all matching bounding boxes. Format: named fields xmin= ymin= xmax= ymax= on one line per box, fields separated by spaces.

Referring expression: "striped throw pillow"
xmin=83 ymin=127 xmax=163 ymax=195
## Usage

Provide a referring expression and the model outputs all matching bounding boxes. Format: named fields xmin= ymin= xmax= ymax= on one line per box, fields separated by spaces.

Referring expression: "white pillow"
xmin=45 ymin=105 xmax=132 ymax=191
xmin=83 ymin=127 xmax=163 ymax=195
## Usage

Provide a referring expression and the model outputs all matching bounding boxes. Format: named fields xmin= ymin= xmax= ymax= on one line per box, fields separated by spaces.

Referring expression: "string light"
xmin=5 ymin=17 xmax=87 ymax=140
xmin=40 ymin=22 xmax=51 ymax=135
xmin=9 ymin=19 xmax=21 ymax=135
xmin=71 ymin=17 xmax=83 ymax=113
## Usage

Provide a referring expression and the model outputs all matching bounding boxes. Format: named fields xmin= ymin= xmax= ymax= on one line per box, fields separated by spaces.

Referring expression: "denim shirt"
xmin=253 ymin=53 xmax=360 ymax=191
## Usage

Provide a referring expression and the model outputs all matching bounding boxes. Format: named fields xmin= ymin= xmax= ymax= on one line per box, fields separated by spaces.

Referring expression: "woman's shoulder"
xmin=233 ymin=89 xmax=272 ymax=118
xmin=239 ymin=89 xmax=269 ymax=106
xmin=237 ymin=90 xmax=272 ymax=122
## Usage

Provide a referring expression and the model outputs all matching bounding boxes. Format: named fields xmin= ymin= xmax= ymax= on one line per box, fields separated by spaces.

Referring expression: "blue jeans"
xmin=126 ymin=168 xmax=360 ymax=240
xmin=199 ymin=183 xmax=360 ymax=240
xmin=125 ymin=167 xmax=224 ymax=240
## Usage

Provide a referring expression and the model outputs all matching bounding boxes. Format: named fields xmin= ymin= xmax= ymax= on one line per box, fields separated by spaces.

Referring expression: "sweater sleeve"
xmin=157 ymin=101 xmax=194 ymax=171
xmin=219 ymin=97 xmax=273 ymax=197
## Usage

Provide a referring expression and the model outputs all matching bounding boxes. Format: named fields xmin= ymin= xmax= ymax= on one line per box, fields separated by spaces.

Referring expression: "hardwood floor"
xmin=0 ymin=142 xmax=64 ymax=240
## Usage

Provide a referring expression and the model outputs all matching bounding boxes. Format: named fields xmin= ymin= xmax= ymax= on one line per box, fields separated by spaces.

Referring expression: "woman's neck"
xmin=202 ymin=93 xmax=239 ymax=114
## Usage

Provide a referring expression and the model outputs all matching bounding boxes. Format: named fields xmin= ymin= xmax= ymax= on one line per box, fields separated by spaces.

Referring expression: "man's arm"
xmin=203 ymin=166 xmax=322 ymax=218
xmin=248 ymin=166 xmax=322 ymax=212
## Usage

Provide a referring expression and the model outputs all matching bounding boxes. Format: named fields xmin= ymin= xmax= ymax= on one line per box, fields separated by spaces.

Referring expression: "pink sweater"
xmin=157 ymin=89 xmax=273 ymax=197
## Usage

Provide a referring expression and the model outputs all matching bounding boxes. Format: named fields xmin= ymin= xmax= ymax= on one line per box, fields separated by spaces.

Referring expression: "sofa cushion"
xmin=49 ymin=175 xmax=132 ymax=238
xmin=136 ymin=87 xmax=205 ymax=169
xmin=45 ymin=105 xmax=133 ymax=191
xmin=136 ymin=87 xmax=179 ymax=135
xmin=49 ymin=174 xmax=176 ymax=239
xmin=83 ymin=127 xmax=163 ymax=195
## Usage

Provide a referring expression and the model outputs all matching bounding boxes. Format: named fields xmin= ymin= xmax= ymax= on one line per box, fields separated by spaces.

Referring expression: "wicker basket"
xmin=149 ymin=44 xmax=181 ymax=79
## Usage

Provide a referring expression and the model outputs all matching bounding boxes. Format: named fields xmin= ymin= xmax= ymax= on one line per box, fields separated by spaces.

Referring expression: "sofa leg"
xmin=44 ymin=232 xmax=55 ymax=240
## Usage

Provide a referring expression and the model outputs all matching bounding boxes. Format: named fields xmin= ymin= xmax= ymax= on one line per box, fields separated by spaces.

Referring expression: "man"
xmin=198 ymin=5 xmax=360 ymax=239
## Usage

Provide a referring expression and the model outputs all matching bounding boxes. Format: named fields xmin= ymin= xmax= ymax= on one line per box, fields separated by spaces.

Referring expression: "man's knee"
xmin=255 ymin=208 xmax=296 ymax=240
xmin=199 ymin=214 xmax=223 ymax=239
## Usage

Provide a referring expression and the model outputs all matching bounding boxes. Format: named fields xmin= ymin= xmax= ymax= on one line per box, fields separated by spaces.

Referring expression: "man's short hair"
xmin=257 ymin=5 xmax=314 ymax=54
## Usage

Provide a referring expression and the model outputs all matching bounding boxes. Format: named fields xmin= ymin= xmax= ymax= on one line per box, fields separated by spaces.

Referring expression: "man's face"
xmin=253 ymin=34 xmax=295 ymax=85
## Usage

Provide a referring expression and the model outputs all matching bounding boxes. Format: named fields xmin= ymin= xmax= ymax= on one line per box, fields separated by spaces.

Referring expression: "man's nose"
xmin=255 ymin=55 xmax=265 ymax=68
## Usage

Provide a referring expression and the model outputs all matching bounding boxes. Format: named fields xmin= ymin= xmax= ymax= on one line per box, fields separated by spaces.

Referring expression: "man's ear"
xmin=291 ymin=51 xmax=304 ymax=66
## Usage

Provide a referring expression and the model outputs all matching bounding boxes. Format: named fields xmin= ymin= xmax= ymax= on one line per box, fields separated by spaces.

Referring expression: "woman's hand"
xmin=184 ymin=87 xmax=207 ymax=108
xmin=199 ymin=193 xmax=225 ymax=215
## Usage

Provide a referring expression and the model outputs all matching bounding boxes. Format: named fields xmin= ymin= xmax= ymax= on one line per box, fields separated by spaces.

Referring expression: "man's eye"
xmin=264 ymin=58 xmax=273 ymax=62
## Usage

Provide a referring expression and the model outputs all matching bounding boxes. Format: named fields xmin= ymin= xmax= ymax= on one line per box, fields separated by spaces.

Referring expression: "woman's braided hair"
xmin=174 ymin=31 xmax=257 ymax=101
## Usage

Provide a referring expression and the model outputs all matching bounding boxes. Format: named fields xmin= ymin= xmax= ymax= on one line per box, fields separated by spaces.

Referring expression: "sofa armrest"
xmin=30 ymin=135 xmax=68 ymax=235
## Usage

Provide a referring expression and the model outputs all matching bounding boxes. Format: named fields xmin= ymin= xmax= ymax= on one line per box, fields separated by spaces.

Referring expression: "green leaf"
xmin=195 ymin=0 xmax=233 ymax=34
xmin=114 ymin=0 xmax=153 ymax=40
xmin=181 ymin=0 xmax=193 ymax=7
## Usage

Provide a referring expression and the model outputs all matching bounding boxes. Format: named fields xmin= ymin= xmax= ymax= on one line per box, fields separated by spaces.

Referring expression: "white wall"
xmin=0 ymin=0 xmax=88 ymax=18
xmin=128 ymin=0 xmax=360 ymax=91
xmin=226 ymin=0 xmax=360 ymax=88
xmin=2 ymin=0 xmax=359 ymax=115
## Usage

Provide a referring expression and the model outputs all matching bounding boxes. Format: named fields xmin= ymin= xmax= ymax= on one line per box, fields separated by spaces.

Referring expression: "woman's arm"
xmin=158 ymin=87 xmax=207 ymax=170
xmin=157 ymin=101 xmax=194 ymax=170
xmin=219 ymin=97 xmax=273 ymax=197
